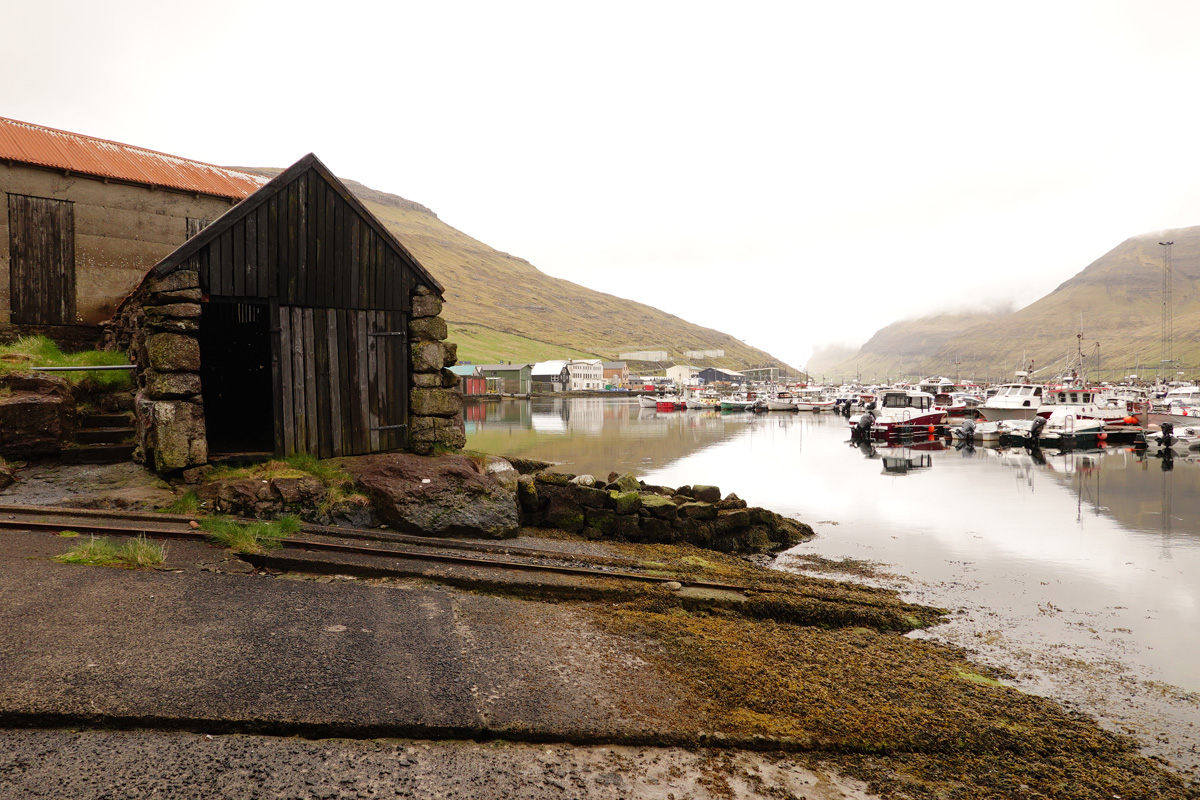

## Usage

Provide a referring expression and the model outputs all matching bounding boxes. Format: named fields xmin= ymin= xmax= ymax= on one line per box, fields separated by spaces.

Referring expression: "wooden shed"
xmin=111 ymin=153 xmax=463 ymax=470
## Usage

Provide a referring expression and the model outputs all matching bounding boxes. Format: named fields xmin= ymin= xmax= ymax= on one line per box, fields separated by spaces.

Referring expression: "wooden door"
xmin=272 ymin=305 xmax=408 ymax=457
xmin=7 ymin=194 xmax=75 ymax=325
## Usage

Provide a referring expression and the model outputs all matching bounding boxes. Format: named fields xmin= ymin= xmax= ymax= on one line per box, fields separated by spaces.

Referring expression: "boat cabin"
xmin=879 ymin=390 xmax=934 ymax=411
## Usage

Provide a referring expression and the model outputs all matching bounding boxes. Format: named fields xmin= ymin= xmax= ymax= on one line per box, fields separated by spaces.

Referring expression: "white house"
xmin=665 ymin=364 xmax=702 ymax=388
xmin=567 ymin=359 xmax=603 ymax=390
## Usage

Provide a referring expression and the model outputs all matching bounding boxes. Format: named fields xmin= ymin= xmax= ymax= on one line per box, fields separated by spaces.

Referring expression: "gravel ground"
xmin=0 ymin=729 xmax=878 ymax=800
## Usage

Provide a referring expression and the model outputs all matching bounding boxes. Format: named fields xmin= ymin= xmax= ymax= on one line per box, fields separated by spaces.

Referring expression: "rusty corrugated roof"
xmin=0 ymin=116 xmax=268 ymax=199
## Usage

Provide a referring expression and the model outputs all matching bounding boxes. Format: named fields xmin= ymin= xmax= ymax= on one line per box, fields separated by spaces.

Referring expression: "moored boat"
xmin=848 ymin=389 xmax=947 ymax=437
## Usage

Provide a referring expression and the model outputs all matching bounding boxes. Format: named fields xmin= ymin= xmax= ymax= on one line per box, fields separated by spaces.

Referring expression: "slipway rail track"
xmin=0 ymin=503 xmax=757 ymax=595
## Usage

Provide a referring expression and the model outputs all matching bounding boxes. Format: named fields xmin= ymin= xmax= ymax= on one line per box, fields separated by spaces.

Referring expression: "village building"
xmin=107 ymin=153 xmax=463 ymax=471
xmin=0 ymin=116 xmax=266 ymax=347
xmin=601 ymin=360 xmax=629 ymax=389
xmin=566 ymin=359 xmax=603 ymax=391
xmin=665 ymin=364 xmax=702 ymax=388
xmin=742 ymin=366 xmax=783 ymax=383
xmin=448 ymin=365 xmax=486 ymax=396
xmin=531 ymin=360 xmax=569 ymax=392
xmin=475 ymin=363 xmax=533 ymax=395
xmin=697 ymin=367 xmax=745 ymax=385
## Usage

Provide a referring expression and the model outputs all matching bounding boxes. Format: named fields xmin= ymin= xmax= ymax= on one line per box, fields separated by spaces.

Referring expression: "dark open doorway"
xmin=199 ymin=300 xmax=275 ymax=455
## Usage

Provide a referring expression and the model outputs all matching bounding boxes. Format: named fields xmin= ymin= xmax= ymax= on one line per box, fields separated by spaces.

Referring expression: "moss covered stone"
xmin=610 ymin=490 xmax=641 ymax=515
xmin=146 ymin=333 xmax=200 ymax=373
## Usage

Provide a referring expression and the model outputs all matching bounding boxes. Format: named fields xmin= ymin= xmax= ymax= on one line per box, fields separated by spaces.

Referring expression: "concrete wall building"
xmin=1 ymin=116 xmax=266 ymax=347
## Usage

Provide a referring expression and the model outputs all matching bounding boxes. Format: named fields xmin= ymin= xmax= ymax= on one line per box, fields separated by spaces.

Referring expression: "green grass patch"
xmin=447 ymin=323 xmax=599 ymax=366
xmin=55 ymin=535 xmax=166 ymax=568
xmin=159 ymin=490 xmax=203 ymax=516
xmin=0 ymin=335 xmax=132 ymax=389
xmin=201 ymin=515 xmax=301 ymax=554
xmin=57 ymin=530 xmax=81 ymax=538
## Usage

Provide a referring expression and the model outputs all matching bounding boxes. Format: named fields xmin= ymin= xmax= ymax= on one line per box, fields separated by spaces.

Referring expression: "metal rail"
xmin=0 ymin=506 xmax=760 ymax=593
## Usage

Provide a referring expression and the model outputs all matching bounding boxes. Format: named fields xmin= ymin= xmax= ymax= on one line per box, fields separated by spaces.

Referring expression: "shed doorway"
xmin=199 ymin=300 xmax=275 ymax=455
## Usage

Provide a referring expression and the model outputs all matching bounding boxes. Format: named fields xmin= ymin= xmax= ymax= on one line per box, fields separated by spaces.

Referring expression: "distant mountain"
xmin=240 ymin=167 xmax=800 ymax=375
xmin=812 ymin=229 xmax=1200 ymax=384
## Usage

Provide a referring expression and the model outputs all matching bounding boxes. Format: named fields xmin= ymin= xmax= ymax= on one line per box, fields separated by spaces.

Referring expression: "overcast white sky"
xmin=7 ymin=0 xmax=1200 ymax=369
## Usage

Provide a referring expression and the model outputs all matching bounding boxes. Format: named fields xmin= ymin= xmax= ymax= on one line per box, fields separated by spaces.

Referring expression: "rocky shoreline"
xmin=0 ymin=456 xmax=1196 ymax=799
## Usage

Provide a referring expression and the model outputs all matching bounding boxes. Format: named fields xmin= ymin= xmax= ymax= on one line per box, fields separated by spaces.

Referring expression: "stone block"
xmin=433 ymin=416 xmax=466 ymax=449
xmin=613 ymin=514 xmax=642 ymax=541
xmin=692 ymin=484 xmax=722 ymax=503
xmin=146 ymin=333 xmax=200 ymax=373
xmin=441 ymin=342 xmax=458 ymax=366
xmin=679 ymin=501 xmax=718 ymax=521
xmin=410 ymin=388 xmax=462 ymax=417
xmin=411 ymin=342 xmax=446 ymax=373
xmin=411 ymin=372 xmax=443 ymax=388
xmin=609 ymin=490 xmax=641 ymax=515
xmin=408 ymin=316 xmax=447 ymax=342
xmin=517 ymin=474 xmax=539 ymax=513
xmin=411 ymin=294 xmax=443 ymax=318
xmin=148 ymin=287 xmax=203 ymax=305
xmin=150 ymin=400 xmax=207 ymax=472
xmin=145 ymin=369 xmax=202 ymax=400
xmin=584 ymin=507 xmax=615 ymax=535
xmin=571 ymin=485 xmax=609 ymax=508
xmin=613 ymin=473 xmax=641 ymax=493
xmin=639 ymin=493 xmax=679 ymax=521
xmin=544 ymin=496 xmax=584 ymax=532
xmin=152 ymin=270 xmax=200 ymax=294
xmin=146 ymin=302 xmax=201 ymax=320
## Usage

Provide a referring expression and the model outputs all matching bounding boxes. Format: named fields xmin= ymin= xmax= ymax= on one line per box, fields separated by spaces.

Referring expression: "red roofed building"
xmin=0 ymin=116 xmax=268 ymax=345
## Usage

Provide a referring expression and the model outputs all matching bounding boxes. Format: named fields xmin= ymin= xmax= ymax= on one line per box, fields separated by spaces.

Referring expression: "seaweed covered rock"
xmin=518 ymin=465 xmax=814 ymax=554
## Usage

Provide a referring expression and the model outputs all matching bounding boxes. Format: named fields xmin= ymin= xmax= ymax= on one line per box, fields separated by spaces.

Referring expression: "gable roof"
xmin=0 ymin=116 xmax=267 ymax=199
xmin=152 ymin=152 xmax=443 ymax=296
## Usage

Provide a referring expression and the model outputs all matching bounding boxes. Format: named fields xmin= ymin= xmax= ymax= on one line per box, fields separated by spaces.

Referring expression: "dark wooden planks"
xmin=7 ymin=194 xmax=75 ymax=325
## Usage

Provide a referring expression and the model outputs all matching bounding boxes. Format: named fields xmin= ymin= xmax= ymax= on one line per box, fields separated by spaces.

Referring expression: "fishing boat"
xmin=793 ymin=387 xmax=837 ymax=412
xmin=655 ymin=395 xmax=686 ymax=411
xmin=638 ymin=394 xmax=659 ymax=409
xmin=687 ymin=390 xmax=722 ymax=410
xmin=765 ymin=392 xmax=800 ymax=411
xmin=848 ymin=389 xmax=947 ymax=437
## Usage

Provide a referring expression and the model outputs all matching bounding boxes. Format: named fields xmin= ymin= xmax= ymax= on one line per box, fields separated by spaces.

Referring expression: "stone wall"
xmin=407 ymin=285 xmax=466 ymax=455
xmin=516 ymin=468 xmax=813 ymax=554
xmin=105 ymin=270 xmax=207 ymax=473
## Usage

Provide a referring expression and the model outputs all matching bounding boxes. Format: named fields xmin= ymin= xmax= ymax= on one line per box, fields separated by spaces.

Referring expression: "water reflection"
xmin=465 ymin=398 xmax=1200 ymax=697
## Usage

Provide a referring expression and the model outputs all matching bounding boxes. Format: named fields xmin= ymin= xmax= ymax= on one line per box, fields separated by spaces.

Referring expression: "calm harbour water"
xmin=466 ymin=396 xmax=1200 ymax=770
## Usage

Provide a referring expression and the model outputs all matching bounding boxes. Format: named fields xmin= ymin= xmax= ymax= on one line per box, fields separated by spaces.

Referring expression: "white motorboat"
xmin=849 ymin=389 xmax=947 ymax=437
xmin=976 ymin=383 xmax=1045 ymax=422
xmin=638 ymin=395 xmax=659 ymax=409
xmin=1140 ymin=422 xmax=1200 ymax=455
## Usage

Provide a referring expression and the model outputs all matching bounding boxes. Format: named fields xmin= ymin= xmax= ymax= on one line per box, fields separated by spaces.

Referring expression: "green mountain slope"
xmin=242 ymin=168 xmax=799 ymax=374
xmin=813 ymin=229 xmax=1200 ymax=383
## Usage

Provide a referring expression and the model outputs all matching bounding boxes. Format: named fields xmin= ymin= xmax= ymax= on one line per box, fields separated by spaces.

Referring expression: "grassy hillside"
xmin=243 ymin=168 xmax=800 ymax=375
xmin=815 ymin=229 xmax=1200 ymax=384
